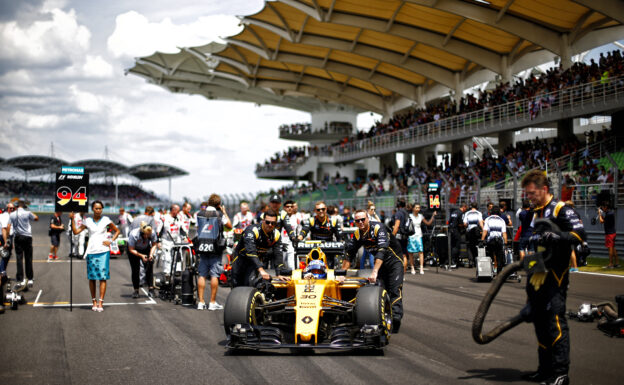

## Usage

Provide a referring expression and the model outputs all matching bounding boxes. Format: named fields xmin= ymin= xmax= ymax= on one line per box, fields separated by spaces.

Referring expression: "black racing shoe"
xmin=521 ymin=371 xmax=550 ymax=383
xmin=540 ymin=374 xmax=569 ymax=385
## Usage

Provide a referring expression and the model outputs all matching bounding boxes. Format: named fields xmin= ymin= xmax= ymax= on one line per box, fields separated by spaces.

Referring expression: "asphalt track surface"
xmin=0 ymin=215 xmax=621 ymax=385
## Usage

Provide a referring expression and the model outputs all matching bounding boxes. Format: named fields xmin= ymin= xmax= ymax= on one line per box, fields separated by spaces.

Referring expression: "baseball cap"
xmin=269 ymin=194 xmax=282 ymax=203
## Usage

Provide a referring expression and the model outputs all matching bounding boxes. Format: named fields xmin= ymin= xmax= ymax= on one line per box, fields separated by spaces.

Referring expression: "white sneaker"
xmin=27 ymin=279 xmax=34 ymax=288
xmin=410 ymin=267 xmax=416 ymax=275
xmin=208 ymin=302 xmax=223 ymax=311
xmin=419 ymin=268 xmax=424 ymax=275
xmin=197 ymin=302 xmax=206 ymax=310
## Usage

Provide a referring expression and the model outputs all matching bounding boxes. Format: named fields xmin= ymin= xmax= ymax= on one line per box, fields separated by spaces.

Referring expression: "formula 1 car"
xmin=223 ymin=242 xmax=393 ymax=350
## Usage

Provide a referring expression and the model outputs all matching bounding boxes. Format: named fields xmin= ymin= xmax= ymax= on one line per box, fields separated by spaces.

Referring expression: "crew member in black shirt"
xmin=230 ymin=209 xmax=288 ymax=287
xmin=344 ymin=209 xmax=404 ymax=333
xmin=298 ymin=201 xmax=342 ymax=267
xmin=391 ymin=199 xmax=409 ymax=271
xmin=521 ymin=170 xmax=586 ymax=385
xmin=448 ymin=203 xmax=467 ymax=267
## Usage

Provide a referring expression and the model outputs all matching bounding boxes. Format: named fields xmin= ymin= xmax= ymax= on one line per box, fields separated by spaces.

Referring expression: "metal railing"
xmin=332 ymin=76 xmax=624 ymax=162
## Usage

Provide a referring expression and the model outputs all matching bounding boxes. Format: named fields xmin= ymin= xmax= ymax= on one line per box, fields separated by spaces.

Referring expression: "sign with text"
xmin=427 ymin=183 xmax=441 ymax=210
xmin=55 ymin=172 xmax=89 ymax=212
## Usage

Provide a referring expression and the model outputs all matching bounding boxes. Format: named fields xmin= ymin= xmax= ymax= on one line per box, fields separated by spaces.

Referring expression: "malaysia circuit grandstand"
xmin=128 ymin=1 xmax=624 ymax=257
xmin=0 ymin=156 xmax=188 ymax=212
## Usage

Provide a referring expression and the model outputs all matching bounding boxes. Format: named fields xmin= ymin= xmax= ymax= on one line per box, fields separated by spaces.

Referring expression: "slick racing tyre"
xmin=223 ymin=287 xmax=264 ymax=336
xmin=355 ymin=285 xmax=393 ymax=340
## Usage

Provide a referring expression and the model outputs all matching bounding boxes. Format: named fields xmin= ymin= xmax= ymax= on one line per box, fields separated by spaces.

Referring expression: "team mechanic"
xmin=521 ymin=170 xmax=586 ymax=385
xmin=343 ymin=209 xmax=404 ymax=333
xmin=230 ymin=209 xmax=289 ymax=287
xmin=297 ymin=201 xmax=342 ymax=268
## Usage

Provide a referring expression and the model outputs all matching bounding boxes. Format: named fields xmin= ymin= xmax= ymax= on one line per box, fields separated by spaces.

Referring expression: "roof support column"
xmin=416 ymin=85 xmax=425 ymax=108
xmin=500 ymin=55 xmax=513 ymax=84
xmin=560 ymin=34 xmax=572 ymax=70
xmin=453 ymin=72 xmax=464 ymax=113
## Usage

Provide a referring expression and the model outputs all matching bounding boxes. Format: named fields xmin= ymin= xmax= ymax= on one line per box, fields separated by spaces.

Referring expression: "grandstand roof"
xmin=71 ymin=159 xmax=128 ymax=175
xmin=1 ymin=156 xmax=66 ymax=176
xmin=128 ymin=0 xmax=623 ymax=114
xmin=128 ymin=163 xmax=189 ymax=181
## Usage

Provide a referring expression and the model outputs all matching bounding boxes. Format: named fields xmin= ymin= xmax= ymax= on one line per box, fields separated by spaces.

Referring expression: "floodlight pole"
xmin=168 ymin=177 xmax=172 ymax=203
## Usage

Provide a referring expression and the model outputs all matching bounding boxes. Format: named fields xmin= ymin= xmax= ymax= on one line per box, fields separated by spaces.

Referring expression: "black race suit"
xmin=528 ymin=197 xmax=586 ymax=378
xmin=230 ymin=224 xmax=284 ymax=287
xmin=345 ymin=221 xmax=404 ymax=322
xmin=299 ymin=216 xmax=342 ymax=268
xmin=258 ymin=210 xmax=296 ymax=242
xmin=448 ymin=208 xmax=463 ymax=265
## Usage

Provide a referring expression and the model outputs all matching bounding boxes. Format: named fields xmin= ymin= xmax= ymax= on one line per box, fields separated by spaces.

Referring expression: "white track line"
xmin=575 ymin=271 xmax=624 ymax=278
xmin=33 ymin=288 xmax=158 ymax=308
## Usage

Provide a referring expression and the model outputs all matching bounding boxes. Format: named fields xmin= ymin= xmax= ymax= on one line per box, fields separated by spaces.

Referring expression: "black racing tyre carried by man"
xmin=223 ymin=286 xmax=264 ymax=336
xmin=355 ymin=285 xmax=393 ymax=342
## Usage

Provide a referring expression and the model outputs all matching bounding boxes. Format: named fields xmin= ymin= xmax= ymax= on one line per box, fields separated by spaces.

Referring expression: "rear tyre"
xmin=355 ymin=285 xmax=392 ymax=341
xmin=223 ymin=286 xmax=264 ymax=336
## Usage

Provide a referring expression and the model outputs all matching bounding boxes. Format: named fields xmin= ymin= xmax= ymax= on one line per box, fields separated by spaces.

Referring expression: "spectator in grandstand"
xmin=598 ymin=201 xmax=619 ymax=268
xmin=408 ymin=204 xmax=435 ymax=275
xmin=117 ymin=207 xmax=133 ymax=238
xmin=48 ymin=211 xmax=64 ymax=261
xmin=127 ymin=222 xmax=158 ymax=298
xmin=10 ymin=200 xmax=38 ymax=289
xmin=391 ymin=199 xmax=410 ymax=271
xmin=232 ymin=202 xmax=254 ymax=230
xmin=196 ymin=194 xmax=231 ymax=310
xmin=71 ymin=201 xmax=120 ymax=312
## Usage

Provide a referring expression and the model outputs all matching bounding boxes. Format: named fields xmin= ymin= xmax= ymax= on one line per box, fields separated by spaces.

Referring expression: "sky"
xmin=0 ymin=0 xmax=378 ymax=202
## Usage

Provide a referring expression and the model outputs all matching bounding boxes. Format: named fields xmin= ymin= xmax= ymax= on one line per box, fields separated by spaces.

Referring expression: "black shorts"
xmin=50 ymin=234 xmax=60 ymax=247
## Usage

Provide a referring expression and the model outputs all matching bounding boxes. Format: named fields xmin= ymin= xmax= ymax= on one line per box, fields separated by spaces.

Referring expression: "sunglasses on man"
xmin=354 ymin=218 xmax=366 ymax=223
xmin=264 ymin=220 xmax=277 ymax=226
xmin=316 ymin=207 xmax=326 ymax=212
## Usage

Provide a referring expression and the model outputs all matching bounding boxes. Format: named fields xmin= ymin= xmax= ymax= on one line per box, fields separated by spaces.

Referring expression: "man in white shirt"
xmin=178 ymin=202 xmax=193 ymax=236
xmin=9 ymin=201 xmax=38 ymax=287
xmin=481 ymin=205 xmax=507 ymax=274
xmin=232 ymin=202 xmax=254 ymax=230
xmin=1 ymin=203 xmax=16 ymax=278
xmin=463 ymin=203 xmax=484 ymax=268
xmin=159 ymin=204 xmax=186 ymax=275
xmin=117 ymin=207 xmax=133 ymax=238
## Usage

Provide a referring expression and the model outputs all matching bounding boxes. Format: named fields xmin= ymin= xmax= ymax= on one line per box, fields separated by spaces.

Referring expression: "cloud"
xmin=0 ymin=6 xmax=90 ymax=71
xmin=107 ymin=11 xmax=242 ymax=58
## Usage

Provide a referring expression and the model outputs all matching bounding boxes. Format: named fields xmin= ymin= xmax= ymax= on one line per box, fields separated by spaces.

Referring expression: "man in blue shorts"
xmin=196 ymin=194 xmax=231 ymax=310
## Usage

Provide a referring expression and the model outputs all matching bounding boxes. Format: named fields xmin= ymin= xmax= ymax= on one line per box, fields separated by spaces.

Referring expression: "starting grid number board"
xmin=55 ymin=169 xmax=89 ymax=212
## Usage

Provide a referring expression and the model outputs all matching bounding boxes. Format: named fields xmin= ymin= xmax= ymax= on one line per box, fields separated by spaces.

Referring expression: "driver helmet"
xmin=305 ymin=259 xmax=327 ymax=279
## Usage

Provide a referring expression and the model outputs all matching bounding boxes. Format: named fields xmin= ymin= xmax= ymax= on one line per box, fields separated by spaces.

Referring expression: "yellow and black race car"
xmin=223 ymin=242 xmax=393 ymax=350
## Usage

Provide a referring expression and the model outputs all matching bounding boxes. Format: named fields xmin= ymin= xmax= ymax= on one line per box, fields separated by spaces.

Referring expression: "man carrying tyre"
xmin=230 ymin=209 xmax=289 ymax=287
xmin=344 ymin=209 xmax=404 ymax=333
xmin=520 ymin=170 xmax=586 ymax=385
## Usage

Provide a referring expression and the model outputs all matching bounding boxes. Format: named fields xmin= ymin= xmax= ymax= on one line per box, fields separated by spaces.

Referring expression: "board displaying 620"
xmin=55 ymin=173 xmax=89 ymax=212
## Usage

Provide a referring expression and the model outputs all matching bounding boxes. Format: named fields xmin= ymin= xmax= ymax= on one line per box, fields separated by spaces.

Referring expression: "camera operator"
xmin=520 ymin=170 xmax=586 ymax=385
xmin=480 ymin=206 xmax=507 ymax=274
xmin=598 ymin=201 xmax=619 ymax=268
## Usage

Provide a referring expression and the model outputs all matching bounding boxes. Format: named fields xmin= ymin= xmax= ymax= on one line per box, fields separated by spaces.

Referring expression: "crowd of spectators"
xmin=258 ymin=126 xmax=617 ymax=206
xmin=256 ymin=145 xmax=333 ymax=172
xmin=279 ymin=123 xmax=311 ymax=135
xmin=0 ymin=180 xmax=160 ymax=202
xmin=260 ymin=50 xmax=623 ymax=173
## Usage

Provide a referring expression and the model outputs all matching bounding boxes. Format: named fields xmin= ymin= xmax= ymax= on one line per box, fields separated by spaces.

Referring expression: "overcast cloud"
xmin=0 ymin=0 xmax=370 ymax=202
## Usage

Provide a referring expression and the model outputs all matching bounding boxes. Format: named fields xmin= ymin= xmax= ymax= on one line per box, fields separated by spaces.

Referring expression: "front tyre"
xmin=355 ymin=285 xmax=393 ymax=342
xmin=223 ymin=286 xmax=264 ymax=336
